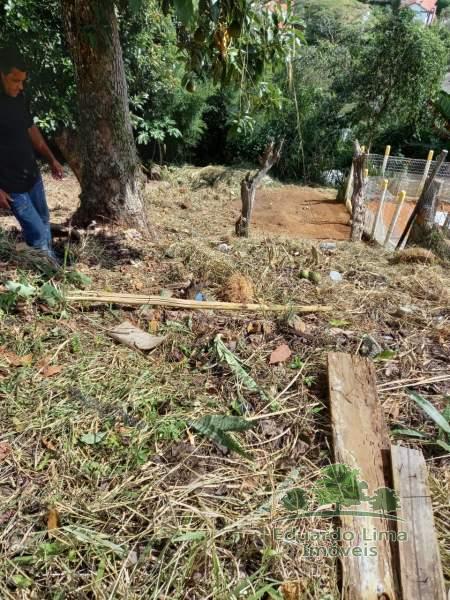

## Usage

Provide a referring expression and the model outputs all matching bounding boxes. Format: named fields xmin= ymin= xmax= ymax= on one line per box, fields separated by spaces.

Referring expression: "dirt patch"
xmin=248 ymin=185 xmax=351 ymax=240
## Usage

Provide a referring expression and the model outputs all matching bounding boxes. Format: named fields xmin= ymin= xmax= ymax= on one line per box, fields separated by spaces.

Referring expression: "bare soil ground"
xmin=0 ymin=166 xmax=448 ymax=599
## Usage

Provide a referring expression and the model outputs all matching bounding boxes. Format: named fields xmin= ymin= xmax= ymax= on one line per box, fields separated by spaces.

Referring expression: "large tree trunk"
xmin=61 ymin=0 xmax=147 ymax=229
xmin=53 ymin=128 xmax=82 ymax=184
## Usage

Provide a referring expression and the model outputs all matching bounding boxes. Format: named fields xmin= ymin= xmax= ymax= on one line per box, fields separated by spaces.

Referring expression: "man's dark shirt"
xmin=0 ymin=90 xmax=39 ymax=193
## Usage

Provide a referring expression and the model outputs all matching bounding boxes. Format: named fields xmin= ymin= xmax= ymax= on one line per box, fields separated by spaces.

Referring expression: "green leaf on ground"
xmin=5 ymin=280 xmax=36 ymax=298
xmin=391 ymin=428 xmax=426 ymax=439
xmin=172 ymin=531 xmax=206 ymax=542
xmin=11 ymin=574 xmax=33 ymax=588
xmin=79 ymin=432 xmax=107 ymax=445
xmin=65 ymin=271 xmax=92 ymax=287
xmin=40 ymin=283 xmax=63 ymax=307
xmin=191 ymin=414 xmax=254 ymax=458
xmin=329 ymin=319 xmax=349 ymax=327
xmin=282 ymin=488 xmax=308 ymax=511
xmin=374 ymin=349 xmax=397 ymax=361
xmin=214 ymin=335 xmax=267 ymax=399
xmin=409 ymin=392 xmax=450 ymax=435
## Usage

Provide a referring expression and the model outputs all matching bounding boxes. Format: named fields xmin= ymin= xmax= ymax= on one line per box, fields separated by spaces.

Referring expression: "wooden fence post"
xmin=345 ymin=163 xmax=354 ymax=214
xmin=381 ymin=145 xmax=391 ymax=176
xmin=384 ymin=190 xmax=406 ymax=248
xmin=418 ymin=150 xmax=434 ymax=194
xmin=371 ymin=178 xmax=389 ymax=240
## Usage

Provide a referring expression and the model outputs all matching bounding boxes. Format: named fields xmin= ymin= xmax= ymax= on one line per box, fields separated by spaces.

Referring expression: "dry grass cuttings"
xmin=0 ymin=167 xmax=449 ymax=599
xmin=219 ymin=273 xmax=254 ymax=304
xmin=392 ymin=247 xmax=436 ymax=264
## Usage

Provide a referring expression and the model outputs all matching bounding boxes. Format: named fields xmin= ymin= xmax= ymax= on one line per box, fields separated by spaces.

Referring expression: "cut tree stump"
xmin=391 ymin=445 xmax=446 ymax=600
xmin=396 ymin=149 xmax=448 ymax=249
xmin=350 ymin=141 xmax=368 ymax=242
xmin=408 ymin=179 xmax=442 ymax=245
xmin=235 ymin=140 xmax=283 ymax=237
xmin=328 ymin=352 xmax=399 ymax=600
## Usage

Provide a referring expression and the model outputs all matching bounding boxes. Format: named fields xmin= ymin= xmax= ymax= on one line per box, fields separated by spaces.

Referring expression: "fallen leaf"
xmin=269 ymin=344 xmax=292 ymax=365
xmin=47 ymin=508 xmax=60 ymax=530
xmin=149 ymin=319 xmax=159 ymax=333
xmin=281 ymin=580 xmax=304 ymax=599
xmin=80 ymin=431 xmax=107 ymax=445
xmin=42 ymin=437 xmax=57 ymax=452
xmin=0 ymin=348 xmax=32 ymax=367
xmin=0 ymin=442 xmax=11 ymax=460
xmin=42 ymin=365 xmax=64 ymax=378
xmin=107 ymin=320 xmax=165 ymax=351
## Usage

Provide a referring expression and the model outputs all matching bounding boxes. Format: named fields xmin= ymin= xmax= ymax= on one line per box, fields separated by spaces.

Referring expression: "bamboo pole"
xmin=384 ymin=190 xmax=406 ymax=248
xmin=371 ymin=179 xmax=389 ymax=240
xmin=418 ymin=150 xmax=434 ymax=194
xmin=65 ymin=291 xmax=332 ymax=313
xmin=381 ymin=145 xmax=391 ymax=176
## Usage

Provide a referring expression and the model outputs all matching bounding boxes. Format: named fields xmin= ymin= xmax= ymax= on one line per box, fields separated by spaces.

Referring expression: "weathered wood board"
xmin=328 ymin=352 xmax=399 ymax=600
xmin=391 ymin=445 xmax=446 ymax=600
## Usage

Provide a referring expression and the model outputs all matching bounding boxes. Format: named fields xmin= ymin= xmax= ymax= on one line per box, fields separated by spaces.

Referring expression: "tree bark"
xmin=61 ymin=0 xmax=147 ymax=229
xmin=350 ymin=141 xmax=367 ymax=242
xmin=396 ymin=149 xmax=448 ymax=249
xmin=408 ymin=180 xmax=441 ymax=244
xmin=53 ymin=128 xmax=82 ymax=183
xmin=235 ymin=140 xmax=283 ymax=237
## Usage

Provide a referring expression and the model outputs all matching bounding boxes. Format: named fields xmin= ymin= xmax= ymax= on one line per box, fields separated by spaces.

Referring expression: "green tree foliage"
xmin=341 ymin=10 xmax=448 ymax=146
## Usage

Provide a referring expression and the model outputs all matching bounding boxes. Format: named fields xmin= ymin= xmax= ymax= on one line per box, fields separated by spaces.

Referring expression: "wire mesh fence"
xmin=365 ymin=153 xmax=450 ymax=204
xmin=346 ymin=151 xmax=450 ymax=248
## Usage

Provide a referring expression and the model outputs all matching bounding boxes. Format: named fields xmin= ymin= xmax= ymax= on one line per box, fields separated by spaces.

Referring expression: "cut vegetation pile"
xmin=0 ymin=168 xmax=448 ymax=598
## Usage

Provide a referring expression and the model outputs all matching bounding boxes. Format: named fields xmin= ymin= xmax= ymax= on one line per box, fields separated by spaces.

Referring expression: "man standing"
xmin=0 ymin=47 xmax=64 ymax=263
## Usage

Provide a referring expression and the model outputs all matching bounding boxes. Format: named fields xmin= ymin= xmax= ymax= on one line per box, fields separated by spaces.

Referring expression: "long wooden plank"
xmin=65 ymin=291 xmax=331 ymax=313
xmin=391 ymin=445 xmax=446 ymax=600
xmin=328 ymin=352 xmax=399 ymax=600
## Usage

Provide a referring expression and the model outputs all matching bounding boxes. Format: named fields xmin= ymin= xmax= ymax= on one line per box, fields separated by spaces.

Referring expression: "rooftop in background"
xmin=442 ymin=73 xmax=450 ymax=94
xmin=401 ymin=0 xmax=437 ymax=24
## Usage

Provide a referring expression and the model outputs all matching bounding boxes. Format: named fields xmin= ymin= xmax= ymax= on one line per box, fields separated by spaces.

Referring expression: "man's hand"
xmin=0 ymin=189 xmax=11 ymax=210
xmin=50 ymin=159 xmax=64 ymax=180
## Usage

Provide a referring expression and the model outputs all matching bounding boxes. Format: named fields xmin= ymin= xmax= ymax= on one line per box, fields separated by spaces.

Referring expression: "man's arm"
xmin=28 ymin=125 xmax=64 ymax=180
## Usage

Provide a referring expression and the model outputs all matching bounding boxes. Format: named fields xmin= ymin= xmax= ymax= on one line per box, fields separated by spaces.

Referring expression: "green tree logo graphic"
xmin=368 ymin=487 xmax=399 ymax=515
xmin=280 ymin=463 xmax=401 ymax=519
xmin=314 ymin=464 xmax=368 ymax=514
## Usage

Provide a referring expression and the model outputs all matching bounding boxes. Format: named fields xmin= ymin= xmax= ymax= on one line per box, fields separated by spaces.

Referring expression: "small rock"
xmin=165 ymin=247 xmax=176 ymax=259
xmin=288 ymin=315 xmax=307 ymax=334
xmin=217 ymin=243 xmax=232 ymax=253
xmin=395 ymin=305 xmax=417 ymax=317
xmin=329 ymin=270 xmax=343 ymax=283
xmin=126 ymin=550 xmax=139 ymax=566
xmin=360 ymin=335 xmax=382 ymax=358
xmin=320 ymin=242 xmax=337 ymax=252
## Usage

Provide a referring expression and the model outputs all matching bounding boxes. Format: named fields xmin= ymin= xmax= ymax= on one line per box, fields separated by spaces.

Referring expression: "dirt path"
xmin=250 ymin=185 xmax=351 ymax=240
